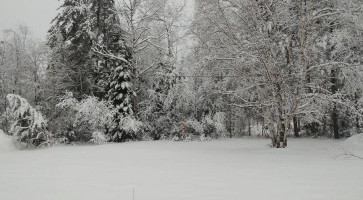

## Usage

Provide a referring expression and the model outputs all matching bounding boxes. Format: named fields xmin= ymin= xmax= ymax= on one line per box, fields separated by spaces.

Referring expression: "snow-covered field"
xmin=0 ymin=130 xmax=16 ymax=151
xmin=1 ymin=136 xmax=363 ymax=200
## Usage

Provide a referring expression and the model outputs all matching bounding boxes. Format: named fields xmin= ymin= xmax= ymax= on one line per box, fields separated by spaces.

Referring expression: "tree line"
xmin=1 ymin=0 xmax=363 ymax=148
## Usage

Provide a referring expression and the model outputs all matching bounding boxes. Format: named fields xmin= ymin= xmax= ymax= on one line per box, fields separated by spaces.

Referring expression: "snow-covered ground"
xmin=1 ymin=137 xmax=363 ymax=200
xmin=0 ymin=130 xmax=16 ymax=151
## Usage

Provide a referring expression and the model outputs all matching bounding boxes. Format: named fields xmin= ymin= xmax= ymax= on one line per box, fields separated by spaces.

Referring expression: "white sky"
xmin=0 ymin=0 xmax=194 ymax=40
xmin=0 ymin=0 xmax=60 ymax=39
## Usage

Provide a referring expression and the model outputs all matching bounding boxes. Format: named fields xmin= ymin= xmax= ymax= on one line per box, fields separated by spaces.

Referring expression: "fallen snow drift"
xmin=0 ymin=138 xmax=362 ymax=200
xmin=345 ymin=134 xmax=363 ymax=148
xmin=344 ymin=134 xmax=363 ymax=155
xmin=0 ymin=130 xmax=16 ymax=151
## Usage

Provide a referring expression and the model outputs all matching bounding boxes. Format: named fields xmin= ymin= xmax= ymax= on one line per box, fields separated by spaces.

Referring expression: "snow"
xmin=344 ymin=133 xmax=363 ymax=147
xmin=0 ymin=130 xmax=16 ymax=152
xmin=0 ymin=138 xmax=363 ymax=200
xmin=344 ymin=134 xmax=363 ymax=155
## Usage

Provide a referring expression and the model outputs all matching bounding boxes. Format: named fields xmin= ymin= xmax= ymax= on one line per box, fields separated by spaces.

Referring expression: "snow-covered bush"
xmin=169 ymin=112 xmax=229 ymax=142
xmin=199 ymin=112 xmax=228 ymax=139
xmin=201 ymin=115 xmax=216 ymax=137
xmin=199 ymin=133 xmax=212 ymax=142
xmin=74 ymin=96 xmax=116 ymax=134
xmin=248 ymin=124 xmax=265 ymax=136
xmin=139 ymin=107 xmax=175 ymax=140
xmin=213 ymin=112 xmax=228 ymax=138
xmin=115 ymin=116 xmax=144 ymax=141
xmin=55 ymin=92 xmax=144 ymax=143
xmin=89 ymin=131 xmax=107 ymax=145
xmin=186 ymin=118 xmax=204 ymax=135
xmin=171 ymin=113 xmax=228 ymax=142
xmin=6 ymin=94 xmax=51 ymax=147
xmin=55 ymin=92 xmax=116 ymax=143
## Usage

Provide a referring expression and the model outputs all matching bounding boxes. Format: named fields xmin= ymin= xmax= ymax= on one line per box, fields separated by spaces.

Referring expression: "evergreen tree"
xmin=48 ymin=0 xmax=136 ymax=142
xmin=48 ymin=0 xmax=95 ymax=99
xmin=47 ymin=0 xmax=129 ymax=99
xmin=89 ymin=0 xmax=135 ymax=141
xmin=90 ymin=0 xmax=130 ymax=99
xmin=107 ymin=56 xmax=135 ymax=142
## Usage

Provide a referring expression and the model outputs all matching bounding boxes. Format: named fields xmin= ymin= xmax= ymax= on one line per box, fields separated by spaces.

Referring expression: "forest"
xmin=1 ymin=0 xmax=363 ymax=149
xmin=2 ymin=1 xmax=363 ymax=200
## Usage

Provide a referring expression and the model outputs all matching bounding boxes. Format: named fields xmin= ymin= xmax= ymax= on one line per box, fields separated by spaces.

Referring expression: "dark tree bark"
xmin=331 ymin=68 xmax=339 ymax=139
xmin=293 ymin=116 xmax=299 ymax=137
xmin=332 ymin=104 xmax=339 ymax=139
xmin=355 ymin=91 xmax=360 ymax=132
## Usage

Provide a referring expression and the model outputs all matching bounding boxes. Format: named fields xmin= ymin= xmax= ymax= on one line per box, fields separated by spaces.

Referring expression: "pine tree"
xmin=48 ymin=0 xmax=95 ymax=99
xmin=107 ymin=56 xmax=135 ymax=142
xmin=89 ymin=0 xmax=136 ymax=141
xmin=47 ymin=0 xmax=128 ymax=99
xmin=90 ymin=0 xmax=129 ymax=99
xmin=48 ymin=0 xmax=136 ymax=142
xmin=6 ymin=94 xmax=51 ymax=147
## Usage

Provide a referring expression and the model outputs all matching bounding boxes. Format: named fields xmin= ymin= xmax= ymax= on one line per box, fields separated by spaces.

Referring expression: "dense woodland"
xmin=1 ymin=0 xmax=363 ymax=148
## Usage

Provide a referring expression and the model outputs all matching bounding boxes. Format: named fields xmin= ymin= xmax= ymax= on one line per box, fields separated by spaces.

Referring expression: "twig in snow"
xmin=335 ymin=149 xmax=363 ymax=160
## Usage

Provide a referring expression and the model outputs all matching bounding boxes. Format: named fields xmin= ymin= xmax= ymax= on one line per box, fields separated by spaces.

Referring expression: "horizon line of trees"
xmin=1 ymin=0 xmax=363 ymax=148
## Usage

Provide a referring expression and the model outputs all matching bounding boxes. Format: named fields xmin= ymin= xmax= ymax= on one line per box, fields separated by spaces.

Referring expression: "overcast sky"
xmin=0 ymin=0 xmax=194 ymax=40
xmin=0 ymin=0 xmax=60 ymax=39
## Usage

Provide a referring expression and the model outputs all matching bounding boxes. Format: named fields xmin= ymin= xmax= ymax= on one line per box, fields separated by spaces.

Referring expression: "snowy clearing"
xmin=1 ymin=138 xmax=363 ymax=200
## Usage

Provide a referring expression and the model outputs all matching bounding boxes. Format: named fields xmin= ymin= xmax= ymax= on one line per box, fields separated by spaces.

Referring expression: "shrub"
xmin=6 ymin=94 xmax=51 ymax=147
xmin=113 ymin=116 xmax=144 ymax=142
xmin=55 ymin=92 xmax=116 ymax=143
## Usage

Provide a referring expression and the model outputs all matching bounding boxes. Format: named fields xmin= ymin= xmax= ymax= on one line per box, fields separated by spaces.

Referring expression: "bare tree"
xmin=191 ymin=0 xmax=363 ymax=147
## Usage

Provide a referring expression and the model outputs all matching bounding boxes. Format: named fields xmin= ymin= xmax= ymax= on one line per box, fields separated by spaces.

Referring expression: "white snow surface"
xmin=0 ymin=130 xmax=16 ymax=152
xmin=0 ymin=138 xmax=363 ymax=200
xmin=345 ymin=133 xmax=363 ymax=148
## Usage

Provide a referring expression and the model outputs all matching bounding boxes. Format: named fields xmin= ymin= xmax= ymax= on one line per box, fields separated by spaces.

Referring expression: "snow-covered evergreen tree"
xmin=6 ymin=94 xmax=50 ymax=147
xmin=48 ymin=0 xmax=129 ymax=99
xmin=48 ymin=0 xmax=136 ymax=142
xmin=48 ymin=0 xmax=95 ymax=99
xmin=90 ymin=0 xmax=132 ymax=99
xmin=107 ymin=58 xmax=136 ymax=142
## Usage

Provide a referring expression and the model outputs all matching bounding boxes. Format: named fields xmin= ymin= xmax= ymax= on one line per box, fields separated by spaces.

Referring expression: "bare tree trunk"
xmin=355 ymin=91 xmax=360 ymax=133
xmin=331 ymin=68 xmax=339 ymax=139
xmin=229 ymin=102 xmax=233 ymax=138
xmin=248 ymin=112 xmax=251 ymax=136
xmin=332 ymin=104 xmax=339 ymax=139
xmin=293 ymin=116 xmax=299 ymax=137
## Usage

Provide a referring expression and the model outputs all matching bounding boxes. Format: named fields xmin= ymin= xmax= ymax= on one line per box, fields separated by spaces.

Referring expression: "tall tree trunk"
xmin=332 ymin=104 xmax=339 ymax=139
xmin=355 ymin=91 xmax=360 ymax=133
xmin=248 ymin=110 xmax=251 ymax=136
xmin=279 ymin=118 xmax=285 ymax=143
xmin=229 ymin=104 xmax=233 ymax=138
xmin=331 ymin=68 xmax=339 ymax=139
xmin=293 ymin=116 xmax=299 ymax=137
